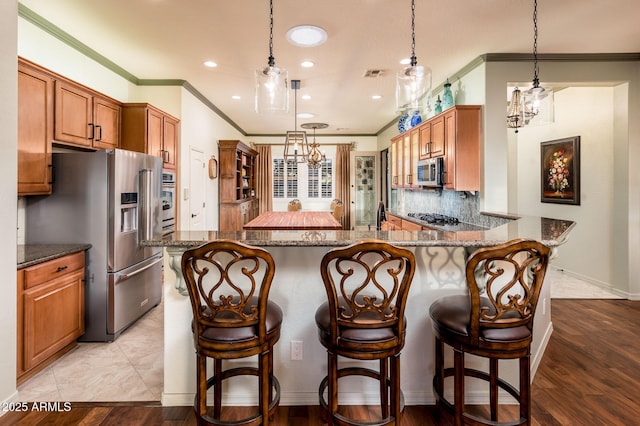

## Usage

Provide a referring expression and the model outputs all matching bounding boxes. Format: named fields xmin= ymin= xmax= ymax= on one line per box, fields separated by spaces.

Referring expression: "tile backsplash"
xmin=17 ymin=197 xmax=26 ymax=244
xmin=401 ymin=189 xmax=510 ymax=228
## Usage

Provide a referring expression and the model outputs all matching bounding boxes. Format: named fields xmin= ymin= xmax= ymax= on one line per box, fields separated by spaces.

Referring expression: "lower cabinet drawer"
xmin=23 ymin=251 xmax=84 ymax=289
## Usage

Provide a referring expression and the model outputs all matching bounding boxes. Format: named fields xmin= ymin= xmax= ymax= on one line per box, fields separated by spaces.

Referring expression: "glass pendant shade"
xmin=524 ymin=84 xmax=554 ymax=126
xmin=396 ymin=65 xmax=432 ymax=113
xmin=255 ymin=66 xmax=289 ymax=114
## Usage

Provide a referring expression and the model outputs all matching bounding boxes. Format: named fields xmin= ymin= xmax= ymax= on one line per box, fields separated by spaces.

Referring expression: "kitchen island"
xmin=145 ymin=214 xmax=575 ymax=407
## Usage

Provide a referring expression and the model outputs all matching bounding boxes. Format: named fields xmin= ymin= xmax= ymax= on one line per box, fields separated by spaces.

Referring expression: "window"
xmin=273 ymin=159 xmax=299 ymax=198
xmin=272 ymin=147 xmax=334 ymax=210
xmin=308 ymin=160 xmax=333 ymax=198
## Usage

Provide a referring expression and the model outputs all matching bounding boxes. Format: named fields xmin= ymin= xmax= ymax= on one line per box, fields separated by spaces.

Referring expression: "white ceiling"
xmin=19 ymin=0 xmax=640 ymax=136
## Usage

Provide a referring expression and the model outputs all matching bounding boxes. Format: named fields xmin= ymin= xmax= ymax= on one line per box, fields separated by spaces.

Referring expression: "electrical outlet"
xmin=291 ymin=340 xmax=303 ymax=360
xmin=542 ymin=298 xmax=547 ymax=315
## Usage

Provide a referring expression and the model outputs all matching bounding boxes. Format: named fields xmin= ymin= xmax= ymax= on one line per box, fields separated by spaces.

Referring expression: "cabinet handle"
xmin=95 ymin=125 xmax=102 ymax=141
xmin=56 ymin=265 xmax=68 ymax=272
xmin=162 ymin=150 xmax=170 ymax=163
xmin=88 ymin=123 xmax=94 ymax=140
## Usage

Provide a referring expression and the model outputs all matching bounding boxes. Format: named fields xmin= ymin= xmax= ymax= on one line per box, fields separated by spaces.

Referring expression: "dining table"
xmin=242 ymin=211 xmax=342 ymax=231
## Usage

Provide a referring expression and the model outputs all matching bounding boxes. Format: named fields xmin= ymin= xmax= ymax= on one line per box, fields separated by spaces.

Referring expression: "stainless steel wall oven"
xmin=161 ymin=171 xmax=176 ymax=237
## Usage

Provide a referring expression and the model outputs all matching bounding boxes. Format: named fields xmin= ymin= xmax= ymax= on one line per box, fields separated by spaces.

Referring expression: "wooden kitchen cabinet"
xmin=401 ymin=219 xmax=424 ymax=231
xmin=443 ymin=106 xmax=481 ymax=191
xmin=17 ymin=251 xmax=85 ymax=384
xmin=18 ymin=59 xmax=54 ymax=196
xmin=55 ymin=79 xmax=121 ymax=149
xmin=218 ymin=140 xmax=259 ymax=231
xmin=382 ymin=213 xmax=403 ymax=230
xmin=391 ymin=131 xmax=420 ymax=189
xmin=419 ymin=114 xmax=445 ymax=159
xmin=390 ymin=135 xmax=402 ymax=189
xmin=121 ymin=103 xmax=180 ymax=170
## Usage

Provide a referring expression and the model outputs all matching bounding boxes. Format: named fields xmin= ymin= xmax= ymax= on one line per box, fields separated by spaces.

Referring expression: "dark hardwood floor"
xmin=2 ymin=299 xmax=638 ymax=425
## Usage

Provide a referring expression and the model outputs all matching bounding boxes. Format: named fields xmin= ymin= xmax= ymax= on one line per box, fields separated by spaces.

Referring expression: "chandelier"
xmin=396 ymin=0 xmax=432 ymax=113
xmin=301 ymin=123 xmax=327 ymax=169
xmin=283 ymin=80 xmax=309 ymax=163
xmin=507 ymin=0 xmax=554 ymax=132
xmin=255 ymin=0 xmax=288 ymax=114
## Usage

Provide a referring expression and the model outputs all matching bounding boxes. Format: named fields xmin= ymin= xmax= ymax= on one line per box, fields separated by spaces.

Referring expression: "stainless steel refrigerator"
xmin=26 ymin=149 xmax=163 ymax=342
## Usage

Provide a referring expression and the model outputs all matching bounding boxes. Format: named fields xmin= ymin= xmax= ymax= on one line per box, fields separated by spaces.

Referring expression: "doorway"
xmin=349 ymin=151 xmax=379 ymax=230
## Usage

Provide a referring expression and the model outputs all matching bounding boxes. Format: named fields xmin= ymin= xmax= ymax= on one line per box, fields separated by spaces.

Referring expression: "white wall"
xmin=485 ymin=60 xmax=640 ymax=298
xmin=18 ymin=18 xmax=130 ymax=102
xmin=515 ymin=87 xmax=615 ymax=288
xmin=0 ymin=0 xmax=18 ymax=407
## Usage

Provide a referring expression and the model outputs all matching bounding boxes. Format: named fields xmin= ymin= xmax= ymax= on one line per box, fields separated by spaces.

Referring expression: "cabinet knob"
xmin=56 ymin=265 xmax=68 ymax=272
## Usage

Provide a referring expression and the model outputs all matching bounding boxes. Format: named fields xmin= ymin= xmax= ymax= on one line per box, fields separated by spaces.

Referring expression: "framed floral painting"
xmin=540 ymin=136 xmax=580 ymax=205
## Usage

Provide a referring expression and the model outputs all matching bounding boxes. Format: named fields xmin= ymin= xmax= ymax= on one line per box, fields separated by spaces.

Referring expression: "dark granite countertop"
xmin=17 ymin=244 xmax=92 ymax=269
xmin=143 ymin=214 xmax=575 ymax=249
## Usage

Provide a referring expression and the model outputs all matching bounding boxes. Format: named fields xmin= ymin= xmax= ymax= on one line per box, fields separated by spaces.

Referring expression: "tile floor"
xmin=18 ymin=299 xmax=163 ymax=402
xmin=16 ymin=269 xmax=622 ymax=403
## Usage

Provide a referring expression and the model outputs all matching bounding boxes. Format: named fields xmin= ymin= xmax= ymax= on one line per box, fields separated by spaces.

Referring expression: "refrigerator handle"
xmin=139 ymin=168 xmax=154 ymax=242
xmin=116 ymin=256 xmax=163 ymax=283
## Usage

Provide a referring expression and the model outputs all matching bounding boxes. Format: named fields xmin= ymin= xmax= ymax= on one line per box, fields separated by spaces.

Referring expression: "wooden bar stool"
xmin=181 ymin=240 xmax=283 ymax=426
xmin=315 ymin=240 xmax=416 ymax=425
xmin=429 ymin=239 xmax=550 ymax=426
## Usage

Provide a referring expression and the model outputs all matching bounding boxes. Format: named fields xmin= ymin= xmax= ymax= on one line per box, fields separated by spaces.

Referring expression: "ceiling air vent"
xmin=363 ymin=69 xmax=385 ymax=78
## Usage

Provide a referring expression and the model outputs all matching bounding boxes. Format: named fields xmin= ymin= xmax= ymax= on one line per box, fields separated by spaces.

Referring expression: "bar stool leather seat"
xmin=429 ymin=239 xmax=550 ymax=426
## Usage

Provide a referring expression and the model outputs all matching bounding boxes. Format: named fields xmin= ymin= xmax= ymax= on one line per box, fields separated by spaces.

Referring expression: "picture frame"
xmin=540 ymin=136 xmax=580 ymax=205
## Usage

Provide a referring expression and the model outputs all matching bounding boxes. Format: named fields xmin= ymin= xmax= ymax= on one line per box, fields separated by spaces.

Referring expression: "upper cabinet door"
xmin=54 ymin=81 xmax=93 ymax=148
xmin=162 ymin=116 xmax=179 ymax=170
xmin=18 ymin=61 xmax=54 ymax=195
xmin=93 ymin=95 xmax=121 ymax=150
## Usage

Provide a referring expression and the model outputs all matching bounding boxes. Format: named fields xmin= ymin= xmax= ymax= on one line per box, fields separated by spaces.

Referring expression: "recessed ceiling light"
xmin=400 ymin=58 xmax=411 ymax=65
xmin=301 ymin=94 xmax=311 ymax=100
xmin=297 ymin=112 xmax=315 ymax=119
xmin=300 ymin=61 xmax=315 ymax=68
xmin=372 ymin=95 xmax=382 ymax=100
xmin=286 ymin=25 xmax=328 ymax=47
xmin=232 ymin=95 xmax=241 ymax=100
xmin=204 ymin=60 xmax=218 ymax=68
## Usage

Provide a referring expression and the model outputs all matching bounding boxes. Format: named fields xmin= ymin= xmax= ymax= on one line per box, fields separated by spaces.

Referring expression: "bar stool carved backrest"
xmin=429 ymin=238 xmax=550 ymax=426
xmin=181 ymin=240 xmax=283 ymax=426
xmin=315 ymin=240 xmax=416 ymax=425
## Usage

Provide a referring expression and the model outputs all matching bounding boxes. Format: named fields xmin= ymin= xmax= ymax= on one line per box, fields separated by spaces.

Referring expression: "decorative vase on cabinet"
xmin=442 ymin=78 xmax=454 ymax=110
xmin=410 ymin=110 xmax=422 ymax=127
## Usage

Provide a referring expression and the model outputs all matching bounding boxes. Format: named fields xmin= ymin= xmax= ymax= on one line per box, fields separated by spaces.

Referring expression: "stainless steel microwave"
xmin=416 ymin=157 xmax=444 ymax=187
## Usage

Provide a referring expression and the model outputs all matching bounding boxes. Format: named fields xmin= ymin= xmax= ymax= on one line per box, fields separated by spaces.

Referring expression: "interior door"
xmin=189 ymin=147 xmax=206 ymax=231
xmin=349 ymin=151 xmax=379 ymax=230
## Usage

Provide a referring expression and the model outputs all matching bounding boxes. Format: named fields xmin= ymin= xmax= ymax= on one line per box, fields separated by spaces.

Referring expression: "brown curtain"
xmin=255 ymin=144 xmax=272 ymax=213
xmin=335 ymin=144 xmax=351 ymax=229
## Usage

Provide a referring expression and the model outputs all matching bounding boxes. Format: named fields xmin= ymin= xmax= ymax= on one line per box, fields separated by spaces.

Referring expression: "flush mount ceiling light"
xmin=255 ymin=0 xmax=289 ymax=114
xmin=507 ymin=0 xmax=554 ymax=132
xmin=300 ymin=123 xmax=328 ymax=169
xmin=284 ymin=80 xmax=309 ymax=164
xmin=286 ymin=25 xmax=328 ymax=47
xmin=396 ymin=0 xmax=432 ymax=113
xmin=203 ymin=60 xmax=217 ymax=68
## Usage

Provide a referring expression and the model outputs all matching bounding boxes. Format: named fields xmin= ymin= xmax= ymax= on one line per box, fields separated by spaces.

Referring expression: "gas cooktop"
xmin=407 ymin=213 xmax=460 ymax=225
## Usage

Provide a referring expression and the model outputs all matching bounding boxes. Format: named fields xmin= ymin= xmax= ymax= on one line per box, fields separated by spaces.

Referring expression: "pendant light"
xmin=507 ymin=0 xmax=554 ymax=132
xmin=301 ymin=123 xmax=327 ymax=169
xmin=284 ymin=80 xmax=309 ymax=163
xmin=255 ymin=0 xmax=289 ymax=114
xmin=396 ymin=0 xmax=432 ymax=113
